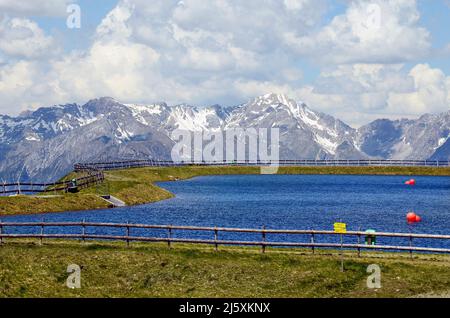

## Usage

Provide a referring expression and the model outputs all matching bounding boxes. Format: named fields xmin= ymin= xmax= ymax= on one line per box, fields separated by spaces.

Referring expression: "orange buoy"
xmin=407 ymin=212 xmax=422 ymax=223
xmin=407 ymin=212 xmax=417 ymax=223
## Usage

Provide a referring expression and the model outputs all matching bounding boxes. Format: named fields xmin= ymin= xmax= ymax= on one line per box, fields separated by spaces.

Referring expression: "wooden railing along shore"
xmin=3 ymin=159 xmax=447 ymax=195
xmin=0 ymin=221 xmax=449 ymax=257
xmin=0 ymin=170 xmax=104 ymax=195
xmin=74 ymin=159 xmax=450 ymax=172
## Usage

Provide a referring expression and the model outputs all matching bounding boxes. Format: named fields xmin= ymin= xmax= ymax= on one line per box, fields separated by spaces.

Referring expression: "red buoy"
xmin=406 ymin=212 xmax=422 ymax=223
xmin=405 ymin=179 xmax=416 ymax=185
xmin=407 ymin=212 xmax=416 ymax=222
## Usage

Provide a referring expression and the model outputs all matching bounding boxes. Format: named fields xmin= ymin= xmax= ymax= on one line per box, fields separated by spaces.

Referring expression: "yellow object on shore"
xmin=334 ymin=222 xmax=347 ymax=234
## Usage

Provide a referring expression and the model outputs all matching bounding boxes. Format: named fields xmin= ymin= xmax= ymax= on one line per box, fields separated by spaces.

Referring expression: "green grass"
xmin=0 ymin=240 xmax=449 ymax=298
xmin=1 ymin=165 xmax=450 ymax=215
xmin=0 ymin=194 xmax=110 ymax=216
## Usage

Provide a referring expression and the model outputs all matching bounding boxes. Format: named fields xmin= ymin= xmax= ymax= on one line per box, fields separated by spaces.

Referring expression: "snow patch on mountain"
xmin=169 ymin=105 xmax=225 ymax=131
xmin=314 ymin=134 xmax=339 ymax=154
xmin=125 ymin=103 xmax=165 ymax=126
xmin=436 ymin=134 xmax=450 ymax=149
xmin=0 ymin=93 xmax=449 ymax=182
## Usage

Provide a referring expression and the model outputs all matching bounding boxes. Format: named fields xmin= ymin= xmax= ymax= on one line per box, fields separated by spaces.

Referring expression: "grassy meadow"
xmin=0 ymin=240 xmax=449 ymax=298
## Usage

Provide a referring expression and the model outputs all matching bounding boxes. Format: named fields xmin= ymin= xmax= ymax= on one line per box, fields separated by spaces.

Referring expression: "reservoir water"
xmin=2 ymin=174 xmax=449 ymax=249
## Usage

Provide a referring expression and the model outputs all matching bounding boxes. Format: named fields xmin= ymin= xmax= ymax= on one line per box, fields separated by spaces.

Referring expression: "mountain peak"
xmin=83 ymin=97 xmax=126 ymax=115
xmin=87 ymin=96 xmax=121 ymax=104
xmin=257 ymin=93 xmax=294 ymax=105
xmin=246 ymin=93 xmax=309 ymax=119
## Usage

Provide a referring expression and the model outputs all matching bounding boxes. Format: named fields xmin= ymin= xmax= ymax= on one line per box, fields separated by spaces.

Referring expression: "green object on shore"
xmin=365 ymin=229 xmax=377 ymax=246
xmin=67 ymin=178 xmax=79 ymax=193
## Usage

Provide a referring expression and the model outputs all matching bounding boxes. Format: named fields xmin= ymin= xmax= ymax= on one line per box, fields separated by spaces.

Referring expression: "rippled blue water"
xmin=2 ymin=174 xmax=449 ymax=249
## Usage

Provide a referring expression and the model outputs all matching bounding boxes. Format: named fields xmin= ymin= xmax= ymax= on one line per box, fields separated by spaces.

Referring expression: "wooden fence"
xmin=0 ymin=221 xmax=449 ymax=256
xmin=0 ymin=170 xmax=104 ymax=195
xmin=3 ymin=158 xmax=448 ymax=194
xmin=74 ymin=159 xmax=450 ymax=172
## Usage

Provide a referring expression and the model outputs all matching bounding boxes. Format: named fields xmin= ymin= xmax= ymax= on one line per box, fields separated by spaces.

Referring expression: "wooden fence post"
xmin=82 ymin=219 xmax=86 ymax=243
xmin=409 ymin=235 xmax=413 ymax=260
xmin=40 ymin=221 xmax=44 ymax=246
xmin=261 ymin=225 xmax=266 ymax=254
xmin=126 ymin=221 xmax=130 ymax=248
xmin=357 ymin=226 xmax=362 ymax=257
xmin=311 ymin=232 xmax=315 ymax=254
xmin=214 ymin=227 xmax=218 ymax=252
xmin=0 ymin=219 xmax=3 ymax=245
xmin=339 ymin=233 xmax=345 ymax=272
xmin=168 ymin=225 xmax=172 ymax=249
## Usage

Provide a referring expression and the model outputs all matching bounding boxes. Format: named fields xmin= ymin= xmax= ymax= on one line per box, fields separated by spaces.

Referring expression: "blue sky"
xmin=416 ymin=0 xmax=450 ymax=72
xmin=0 ymin=0 xmax=449 ymax=126
xmin=33 ymin=0 xmax=118 ymax=52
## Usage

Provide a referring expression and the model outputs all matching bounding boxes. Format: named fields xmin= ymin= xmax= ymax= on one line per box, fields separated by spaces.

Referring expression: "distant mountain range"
xmin=0 ymin=93 xmax=449 ymax=182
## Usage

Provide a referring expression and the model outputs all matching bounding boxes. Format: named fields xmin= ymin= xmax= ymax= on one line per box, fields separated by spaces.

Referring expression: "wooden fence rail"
xmin=3 ymin=158 xmax=448 ymax=194
xmin=0 ymin=221 xmax=449 ymax=256
xmin=0 ymin=170 xmax=105 ymax=195
xmin=74 ymin=159 xmax=450 ymax=172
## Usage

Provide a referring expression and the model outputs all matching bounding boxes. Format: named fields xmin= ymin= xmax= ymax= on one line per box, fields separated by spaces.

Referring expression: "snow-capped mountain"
xmin=225 ymin=93 xmax=366 ymax=159
xmin=0 ymin=94 xmax=449 ymax=182
xmin=356 ymin=112 xmax=450 ymax=160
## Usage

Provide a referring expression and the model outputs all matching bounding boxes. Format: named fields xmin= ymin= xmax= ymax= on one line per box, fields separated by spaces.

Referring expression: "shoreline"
xmin=1 ymin=165 xmax=450 ymax=216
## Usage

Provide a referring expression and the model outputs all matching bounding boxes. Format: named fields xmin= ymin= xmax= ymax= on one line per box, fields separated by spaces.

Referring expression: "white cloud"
xmin=95 ymin=1 xmax=134 ymax=40
xmin=0 ymin=0 xmax=324 ymax=113
xmin=0 ymin=0 xmax=72 ymax=17
xmin=0 ymin=60 xmax=45 ymax=113
xmin=0 ymin=17 xmax=58 ymax=59
xmin=387 ymin=64 xmax=450 ymax=115
xmin=297 ymin=63 xmax=450 ymax=127
xmin=285 ymin=0 xmax=431 ymax=64
xmin=0 ymin=0 xmax=448 ymax=128
xmin=48 ymin=41 xmax=161 ymax=102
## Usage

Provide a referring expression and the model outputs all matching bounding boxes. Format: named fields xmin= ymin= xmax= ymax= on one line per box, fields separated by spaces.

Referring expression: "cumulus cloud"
xmin=0 ymin=60 xmax=45 ymax=113
xmin=387 ymin=64 xmax=450 ymax=115
xmin=50 ymin=41 xmax=161 ymax=101
xmin=0 ymin=0 xmax=448 ymax=127
xmin=297 ymin=63 xmax=450 ymax=127
xmin=285 ymin=0 xmax=431 ymax=64
xmin=0 ymin=0 xmax=326 ymax=113
xmin=0 ymin=17 xmax=58 ymax=59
